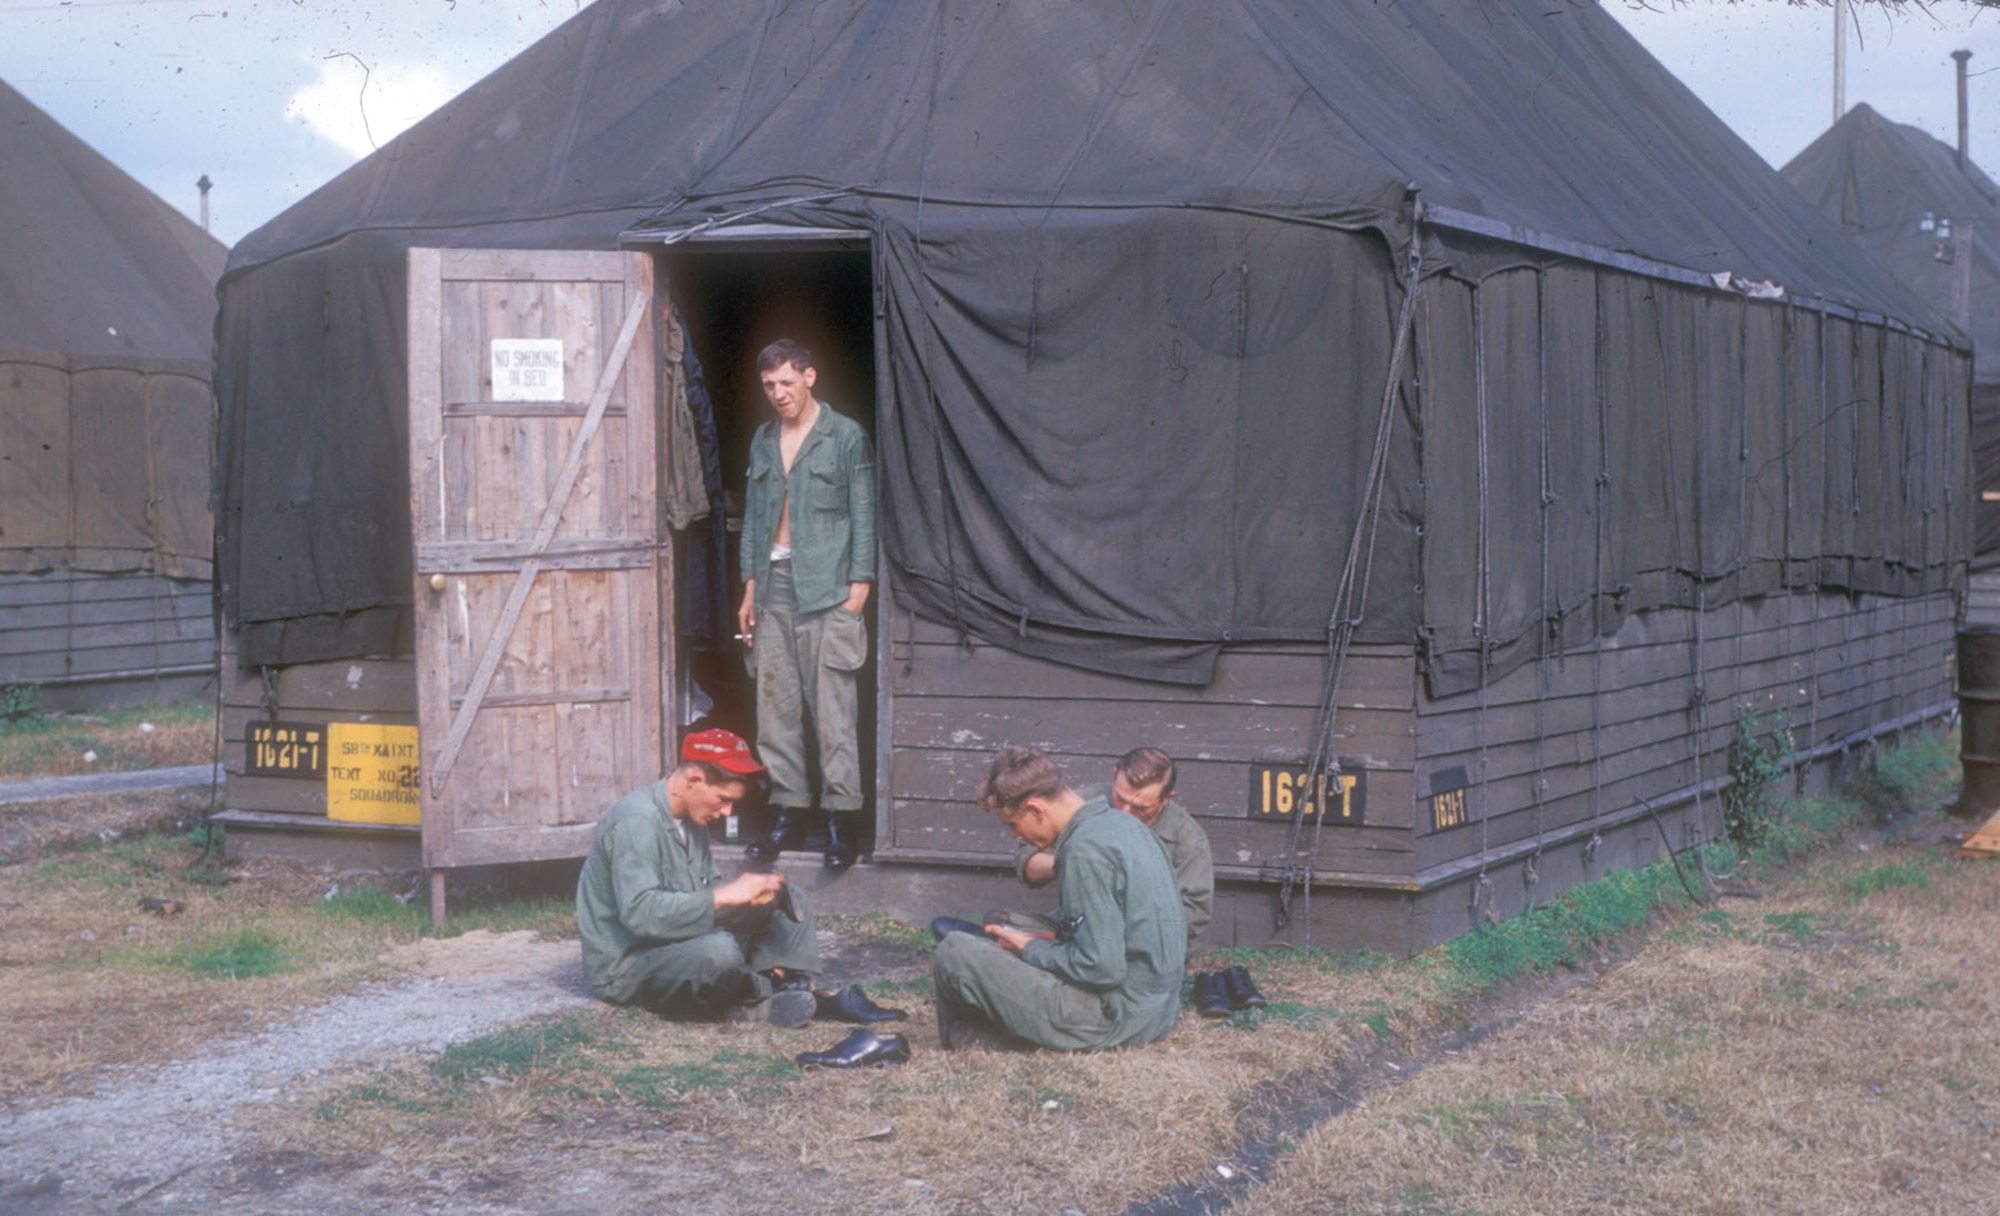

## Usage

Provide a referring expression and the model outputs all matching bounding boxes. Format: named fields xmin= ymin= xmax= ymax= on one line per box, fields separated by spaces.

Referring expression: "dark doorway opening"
xmin=658 ymin=243 xmax=879 ymax=857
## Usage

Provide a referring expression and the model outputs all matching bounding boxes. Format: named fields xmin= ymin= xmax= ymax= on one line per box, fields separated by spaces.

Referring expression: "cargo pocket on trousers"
xmin=821 ymin=607 xmax=869 ymax=671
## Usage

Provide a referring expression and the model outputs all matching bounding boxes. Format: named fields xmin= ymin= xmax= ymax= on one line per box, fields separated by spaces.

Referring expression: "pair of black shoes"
xmin=1193 ymin=965 xmax=1268 ymax=1018
xmin=795 ymin=1028 xmax=910 ymax=1068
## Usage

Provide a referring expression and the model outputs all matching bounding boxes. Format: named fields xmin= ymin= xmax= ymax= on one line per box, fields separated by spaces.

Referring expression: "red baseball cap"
xmin=681 ymin=728 xmax=765 ymax=775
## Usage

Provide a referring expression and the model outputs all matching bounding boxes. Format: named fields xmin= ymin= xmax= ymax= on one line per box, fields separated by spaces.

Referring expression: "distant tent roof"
xmin=230 ymin=0 xmax=1938 ymax=328
xmin=0 ymin=77 xmax=224 ymax=361
xmin=1783 ymin=102 xmax=2000 ymax=384
xmin=0 ymin=77 xmax=222 ymax=579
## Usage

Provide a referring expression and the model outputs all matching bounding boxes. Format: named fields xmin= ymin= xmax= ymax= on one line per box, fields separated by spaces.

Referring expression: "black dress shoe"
xmin=1192 ymin=971 xmax=1234 ymax=1018
xmin=1221 ymin=964 xmax=1268 ymax=1010
xmin=814 ymin=984 xmax=908 ymax=1024
xmin=930 ymin=916 xmax=988 ymax=943
xmin=794 ymin=1029 xmax=910 ymax=1068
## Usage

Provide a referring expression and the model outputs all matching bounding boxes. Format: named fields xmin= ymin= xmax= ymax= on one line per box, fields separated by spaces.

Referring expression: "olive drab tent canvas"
xmin=1782 ymin=103 xmax=2000 ymax=553
xmin=0 ymin=77 xmax=224 ymax=708
xmin=213 ymin=0 xmax=1970 ymax=948
xmin=215 ymin=0 xmax=1959 ymax=688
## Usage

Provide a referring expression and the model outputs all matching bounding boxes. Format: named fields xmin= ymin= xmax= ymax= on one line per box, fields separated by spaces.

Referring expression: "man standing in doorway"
xmin=738 ymin=339 xmax=875 ymax=870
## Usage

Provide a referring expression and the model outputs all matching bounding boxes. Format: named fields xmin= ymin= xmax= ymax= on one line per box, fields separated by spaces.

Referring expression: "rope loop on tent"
xmin=1274 ymin=197 xmax=1425 ymax=936
xmin=1471 ymin=271 xmax=1495 ymax=902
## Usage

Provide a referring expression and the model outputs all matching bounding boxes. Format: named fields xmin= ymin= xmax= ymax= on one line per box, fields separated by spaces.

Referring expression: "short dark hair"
xmin=755 ymin=338 xmax=813 ymax=374
xmin=978 ymin=745 xmax=1066 ymax=818
xmin=677 ymin=759 xmax=767 ymax=800
xmin=1114 ymin=747 xmax=1176 ymax=797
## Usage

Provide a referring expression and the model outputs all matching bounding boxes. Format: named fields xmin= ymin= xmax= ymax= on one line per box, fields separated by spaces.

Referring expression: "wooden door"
xmin=407 ymin=248 xmax=667 ymax=873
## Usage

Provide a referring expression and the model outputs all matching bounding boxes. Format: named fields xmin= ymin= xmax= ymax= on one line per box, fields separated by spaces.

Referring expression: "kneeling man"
xmin=577 ymin=728 xmax=821 ymax=1026
xmin=933 ymin=745 xmax=1186 ymax=1050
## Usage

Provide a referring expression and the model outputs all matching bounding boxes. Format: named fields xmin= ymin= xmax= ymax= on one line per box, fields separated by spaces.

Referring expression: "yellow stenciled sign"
xmin=326 ymin=722 xmax=422 ymax=826
xmin=1248 ymin=764 xmax=1365 ymax=824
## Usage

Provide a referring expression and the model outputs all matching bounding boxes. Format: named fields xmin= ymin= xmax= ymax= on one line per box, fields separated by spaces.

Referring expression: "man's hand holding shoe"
xmin=714 ymin=870 xmax=787 ymax=910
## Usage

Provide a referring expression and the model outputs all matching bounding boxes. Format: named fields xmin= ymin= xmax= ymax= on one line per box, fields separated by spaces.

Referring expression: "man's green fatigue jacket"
xmin=576 ymin=781 xmax=725 ymax=1004
xmin=947 ymin=797 xmax=1187 ymax=1050
xmin=740 ymin=400 xmax=875 ymax=615
xmin=1016 ymin=795 xmax=1215 ymax=943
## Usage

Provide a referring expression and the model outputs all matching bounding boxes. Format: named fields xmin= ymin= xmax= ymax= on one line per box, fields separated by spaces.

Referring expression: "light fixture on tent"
xmin=1935 ymin=216 xmax=1956 ymax=263
xmin=1920 ymin=211 xmax=1936 ymax=233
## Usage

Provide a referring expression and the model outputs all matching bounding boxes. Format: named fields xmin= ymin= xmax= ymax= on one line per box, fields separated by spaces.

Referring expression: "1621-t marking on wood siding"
xmin=246 ymin=722 xmax=325 ymax=778
xmin=1249 ymin=764 xmax=1365 ymax=824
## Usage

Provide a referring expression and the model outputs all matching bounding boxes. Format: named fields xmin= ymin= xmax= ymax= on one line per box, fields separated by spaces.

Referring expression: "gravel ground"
xmin=0 ymin=933 xmax=593 ymax=1212
xmin=0 ymin=764 xmax=222 ymax=808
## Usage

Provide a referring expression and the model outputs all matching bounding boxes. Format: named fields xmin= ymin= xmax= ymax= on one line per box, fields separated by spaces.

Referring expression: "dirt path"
xmin=0 ymin=931 xmax=591 ymax=1212
xmin=0 ymin=764 xmax=221 ymax=808
xmin=0 ymin=925 xmax=926 ymax=1214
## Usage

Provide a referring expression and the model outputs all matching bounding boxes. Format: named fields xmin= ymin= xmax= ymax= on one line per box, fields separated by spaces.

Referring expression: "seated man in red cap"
xmin=576 ymin=728 xmax=823 ymax=1026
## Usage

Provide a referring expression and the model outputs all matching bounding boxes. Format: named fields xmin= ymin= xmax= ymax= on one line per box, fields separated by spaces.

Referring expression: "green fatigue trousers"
xmin=625 ymin=889 xmax=821 ymax=1018
xmin=933 ymin=932 xmax=1175 ymax=1052
xmin=753 ymin=561 xmax=866 ymax=812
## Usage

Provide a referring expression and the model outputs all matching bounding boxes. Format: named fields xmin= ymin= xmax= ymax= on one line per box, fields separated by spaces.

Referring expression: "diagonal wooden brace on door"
xmin=427 ymin=290 xmax=652 ymax=797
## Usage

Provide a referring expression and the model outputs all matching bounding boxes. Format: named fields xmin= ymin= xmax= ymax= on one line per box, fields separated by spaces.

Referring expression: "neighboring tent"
xmin=214 ymin=0 xmax=1963 ymax=689
xmin=0 ymin=77 xmax=224 ymax=705
xmin=1782 ymin=102 xmax=2000 ymax=552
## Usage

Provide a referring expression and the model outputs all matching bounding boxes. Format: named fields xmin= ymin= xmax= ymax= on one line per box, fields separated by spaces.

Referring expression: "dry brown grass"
xmin=11 ymin=732 xmax=1982 ymax=1214
xmin=265 ymin=940 xmax=1409 ymax=1215
xmin=1238 ymin=833 xmax=2000 ymax=1215
xmin=0 ymin=701 xmax=216 ymax=779
xmin=0 ymin=822 xmax=416 ymax=1103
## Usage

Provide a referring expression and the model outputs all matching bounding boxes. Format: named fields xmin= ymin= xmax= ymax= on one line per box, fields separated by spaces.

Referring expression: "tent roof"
xmin=0 ymin=78 xmax=225 ymax=362
xmin=229 ymin=0 xmax=1938 ymax=331
xmin=1783 ymin=102 xmax=2000 ymax=380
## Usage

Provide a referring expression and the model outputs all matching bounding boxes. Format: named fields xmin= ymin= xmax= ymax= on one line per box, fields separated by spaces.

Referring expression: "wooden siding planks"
xmin=1411 ymin=590 xmax=1955 ymax=876
xmin=0 ymin=570 xmax=214 ymax=703
xmin=881 ymin=607 xmax=1420 ymax=879
xmin=220 ymin=635 xmax=418 ymax=821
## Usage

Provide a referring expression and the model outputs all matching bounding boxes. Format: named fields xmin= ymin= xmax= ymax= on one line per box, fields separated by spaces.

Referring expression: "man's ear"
xmin=801 ymin=365 xmax=817 ymax=391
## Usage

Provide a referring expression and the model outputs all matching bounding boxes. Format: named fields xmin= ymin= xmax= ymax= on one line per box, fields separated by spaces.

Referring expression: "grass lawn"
xmin=2 ymin=727 xmax=1990 ymax=1214
xmin=0 ymin=699 xmax=218 ymax=779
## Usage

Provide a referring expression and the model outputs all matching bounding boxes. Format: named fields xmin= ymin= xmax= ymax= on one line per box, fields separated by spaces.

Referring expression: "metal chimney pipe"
xmin=1953 ymin=50 xmax=1972 ymax=173
xmin=197 ymin=174 xmax=213 ymax=233
xmin=1833 ymin=0 xmax=1847 ymax=125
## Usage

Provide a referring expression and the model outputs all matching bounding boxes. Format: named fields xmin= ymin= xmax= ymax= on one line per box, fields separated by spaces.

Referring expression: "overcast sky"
xmin=0 ymin=0 xmax=1995 ymax=248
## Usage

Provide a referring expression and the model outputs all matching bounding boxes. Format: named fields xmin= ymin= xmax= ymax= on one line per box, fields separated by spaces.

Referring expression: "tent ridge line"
xmin=218 ymin=201 xmax=667 ymax=287
xmin=1424 ymin=203 xmax=1961 ymax=352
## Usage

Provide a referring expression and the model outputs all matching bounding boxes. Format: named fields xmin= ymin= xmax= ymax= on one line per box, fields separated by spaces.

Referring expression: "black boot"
xmin=1192 ymin=972 xmax=1234 ymax=1018
xmin=824 ymin=811 xmax=862 ymax=870
xmin=1221 ymin=964 xmax=1268 ymax=1011
xmin=747 ymin=808 xmax=807 ymax=870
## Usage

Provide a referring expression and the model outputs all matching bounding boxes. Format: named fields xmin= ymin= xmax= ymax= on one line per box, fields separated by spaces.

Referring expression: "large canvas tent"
xmin=214 ymin=0 xmax=1967 ymax=948
xmin=0 ymin=78 xmax=224 ymax=708
xmin=1782 ymin=102 xmax=2000 ymax=554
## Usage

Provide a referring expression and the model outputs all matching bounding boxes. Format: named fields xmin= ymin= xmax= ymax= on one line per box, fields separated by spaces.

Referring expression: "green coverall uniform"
xmin=576 ymin=780 xmax=820 ymax=1015
xmin=938 ymin=797 xmax=1187 ymax=1050
xmin=1016 ymin=792 xmax=1215 ymax=944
